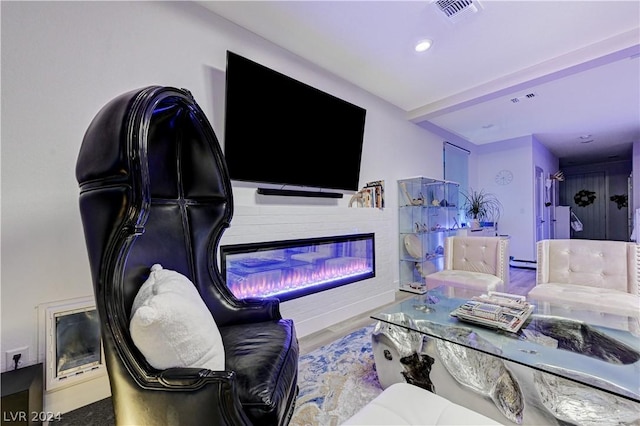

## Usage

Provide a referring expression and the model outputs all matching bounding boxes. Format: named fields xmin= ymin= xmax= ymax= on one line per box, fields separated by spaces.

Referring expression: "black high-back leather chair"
xmin=76 ymin=86 xmax=299 ymax=425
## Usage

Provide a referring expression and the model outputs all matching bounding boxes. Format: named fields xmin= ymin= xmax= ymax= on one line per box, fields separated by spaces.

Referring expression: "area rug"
xmin=290 ymin=324 xmax=383 ymax=426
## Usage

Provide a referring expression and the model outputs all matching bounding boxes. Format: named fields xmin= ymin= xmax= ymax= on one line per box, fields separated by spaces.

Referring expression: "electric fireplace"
xmin=221 ymin=233 xmax=375 ymax=301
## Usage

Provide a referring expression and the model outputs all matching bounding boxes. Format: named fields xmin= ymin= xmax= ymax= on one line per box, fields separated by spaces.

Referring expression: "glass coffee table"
xmin=371 ymin=287 xmax=640 ymax=425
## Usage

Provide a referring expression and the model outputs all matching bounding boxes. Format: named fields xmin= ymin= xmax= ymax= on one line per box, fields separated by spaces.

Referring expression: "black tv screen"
xmin=223 ymin=51 xmax=367 ymax=192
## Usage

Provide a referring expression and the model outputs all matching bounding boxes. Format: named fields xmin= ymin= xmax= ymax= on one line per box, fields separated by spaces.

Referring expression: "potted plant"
xmin=461 ymin=188 xmax=503 ymax=229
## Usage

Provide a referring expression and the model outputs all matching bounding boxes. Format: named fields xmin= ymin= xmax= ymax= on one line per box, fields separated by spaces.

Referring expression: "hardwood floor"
xmin=506 ymin=266 xmax=537 ymax=295
xmin=298 ymin=266 xmax=537 ymax=355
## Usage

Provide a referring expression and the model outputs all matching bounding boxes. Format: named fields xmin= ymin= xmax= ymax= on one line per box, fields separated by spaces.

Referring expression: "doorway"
xmin=535 ymin=166 xmax=550 ymax=243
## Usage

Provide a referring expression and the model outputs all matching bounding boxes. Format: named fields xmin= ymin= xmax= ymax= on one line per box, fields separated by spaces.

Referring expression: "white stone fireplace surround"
xmin=220 ymin=204 xmax=395 ymax=338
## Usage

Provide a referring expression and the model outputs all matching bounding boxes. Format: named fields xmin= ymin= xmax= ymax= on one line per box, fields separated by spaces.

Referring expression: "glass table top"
xmin=371 ymin=287 xmax=640 ymax=403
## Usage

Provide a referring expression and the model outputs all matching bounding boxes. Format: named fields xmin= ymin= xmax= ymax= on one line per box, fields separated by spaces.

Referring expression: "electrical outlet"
xmin=5 ymin=347 xmax=29 ymax=371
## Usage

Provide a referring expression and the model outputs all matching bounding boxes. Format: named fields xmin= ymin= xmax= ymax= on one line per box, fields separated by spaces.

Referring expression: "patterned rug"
xmin=290 ymin=324 xmax=383 ymax=426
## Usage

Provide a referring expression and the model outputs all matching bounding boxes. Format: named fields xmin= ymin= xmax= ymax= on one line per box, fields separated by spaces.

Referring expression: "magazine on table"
xmin=450 ymin=291 xmax=535 ymax=333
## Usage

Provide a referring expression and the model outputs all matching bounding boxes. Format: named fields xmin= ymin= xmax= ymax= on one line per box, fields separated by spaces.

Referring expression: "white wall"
xmin=473 ymin=135 xmax=559 ymax=262
xmin=1 ymin=1 xmax=444 ymax=413
xmin=473 ymin=136 xmax=538 ymax=262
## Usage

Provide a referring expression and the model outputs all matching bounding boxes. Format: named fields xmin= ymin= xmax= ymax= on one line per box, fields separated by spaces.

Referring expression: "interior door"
xmin=535 ymin=166 xmax=548 ymax=242
xmin=559 ymin=171 xmax=607 ymax=240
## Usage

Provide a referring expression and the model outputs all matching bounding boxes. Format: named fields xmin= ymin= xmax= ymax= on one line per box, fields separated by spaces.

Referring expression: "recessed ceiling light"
xmin=579 ymin=134 xmax=593 ymax=139
xmin=481 ymin=124 xmax=494 ymax=129
xmin=415 ymin=39 xmax=433 ymax=52
xmin=580 ymin=139 xmax=594 ymax=144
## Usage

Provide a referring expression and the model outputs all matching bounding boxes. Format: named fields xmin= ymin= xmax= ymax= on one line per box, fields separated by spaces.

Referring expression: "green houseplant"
xmin=461 ymin=188 xmax=503 ymax=229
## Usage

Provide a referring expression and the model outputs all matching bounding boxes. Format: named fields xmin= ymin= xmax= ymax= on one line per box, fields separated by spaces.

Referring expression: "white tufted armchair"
xmin=424 ymin=236 xmax=510 ymax=297
xmin=528 ymin=239 xmax=640 ymax=331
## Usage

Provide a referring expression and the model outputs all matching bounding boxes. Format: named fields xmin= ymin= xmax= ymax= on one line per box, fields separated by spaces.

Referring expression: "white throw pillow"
xmin=130 ymin=264 xmax=225 ymax=371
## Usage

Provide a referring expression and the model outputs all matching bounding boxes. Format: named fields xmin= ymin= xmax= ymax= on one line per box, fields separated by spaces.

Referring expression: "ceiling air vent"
xmin=510 ymin=92 xmax=537 ymax=103
xmin=434 ymin=0 xmax=482 ymax=23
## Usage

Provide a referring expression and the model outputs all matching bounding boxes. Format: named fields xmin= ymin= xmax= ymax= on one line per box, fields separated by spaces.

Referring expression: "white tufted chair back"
xmin=444 ymin=236 xmax=510 ymax=284
xmin=537 ymin=239 xmax=639 ymax=295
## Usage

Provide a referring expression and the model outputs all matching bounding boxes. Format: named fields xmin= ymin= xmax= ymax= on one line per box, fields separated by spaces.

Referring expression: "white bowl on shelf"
xmin=403 ymin=234 xmax=422 ymax=259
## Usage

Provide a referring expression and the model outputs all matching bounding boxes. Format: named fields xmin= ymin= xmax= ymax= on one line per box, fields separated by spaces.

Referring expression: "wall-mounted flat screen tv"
xmin=223 ymin=51 xmax=367 ymax=193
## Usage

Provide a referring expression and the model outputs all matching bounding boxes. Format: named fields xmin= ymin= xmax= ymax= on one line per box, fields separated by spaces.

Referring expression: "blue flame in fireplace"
xmin=221 ymin=234 xmax=375 ymax=301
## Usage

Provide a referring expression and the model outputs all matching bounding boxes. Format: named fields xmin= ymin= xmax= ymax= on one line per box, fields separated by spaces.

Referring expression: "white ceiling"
xmin=198 ymin=0 xmax=640 ymax=166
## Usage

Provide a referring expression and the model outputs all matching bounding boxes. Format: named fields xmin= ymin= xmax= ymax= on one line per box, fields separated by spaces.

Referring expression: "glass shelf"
xmin=398 ymin=177 xmax=459 ymax=292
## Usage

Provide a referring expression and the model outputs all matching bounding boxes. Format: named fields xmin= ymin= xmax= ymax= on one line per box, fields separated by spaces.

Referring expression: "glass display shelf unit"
xmin=398 ymin=177 xmax=459 ymax=294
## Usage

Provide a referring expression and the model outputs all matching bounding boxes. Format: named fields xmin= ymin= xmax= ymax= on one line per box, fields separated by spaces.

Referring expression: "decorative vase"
xmin=471 ymin=218 xmax=481 ymax=230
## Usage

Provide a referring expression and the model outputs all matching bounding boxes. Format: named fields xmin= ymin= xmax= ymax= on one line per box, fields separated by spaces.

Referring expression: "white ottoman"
xmin=342 ymin=383 xmax=503 ymax=425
